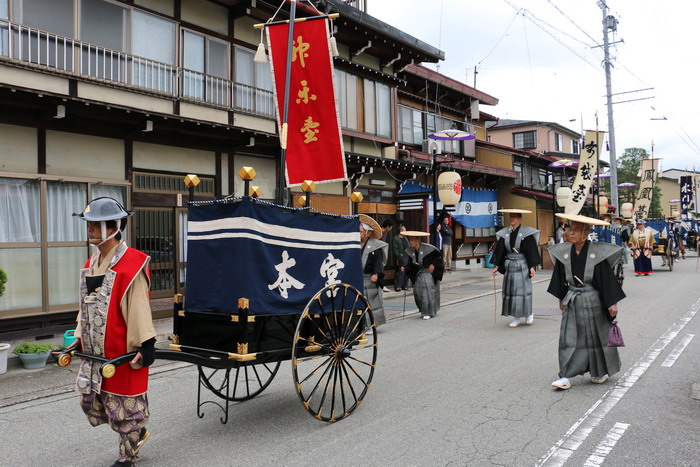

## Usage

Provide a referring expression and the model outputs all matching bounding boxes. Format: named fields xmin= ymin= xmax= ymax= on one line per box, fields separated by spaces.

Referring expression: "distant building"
xmin=488 ymin=119 xmax=581 ymax=158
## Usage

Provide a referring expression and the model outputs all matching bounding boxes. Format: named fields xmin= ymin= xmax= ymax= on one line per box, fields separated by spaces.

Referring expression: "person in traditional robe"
xmin=392 ymin=225 xmax=410 ymax=291
xmin=401 ymin=231 xmax=444 ymax=320
xmin=547 ymin=213 xmax=626 ymax=390
xmin=673 ymin=219 xmax=686 ymax=259
xmin=629 ymin=219 xmax=655 ymax=276
xmin=71 ymin=197 xmax=157 ymax=467
xmin=359 ymin=215 xmax=388 ymax=331
xmin=491 ymin=209 xmax=541 ymax=328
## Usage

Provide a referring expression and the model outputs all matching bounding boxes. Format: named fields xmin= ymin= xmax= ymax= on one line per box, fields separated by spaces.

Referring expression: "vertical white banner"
xmin=633 ymin=158 xmax=660 ymax=219
xmin=565 ymin=130 xmax=602 ymax=215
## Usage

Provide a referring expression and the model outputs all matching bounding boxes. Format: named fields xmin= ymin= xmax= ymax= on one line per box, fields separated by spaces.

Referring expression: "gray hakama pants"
xmin=502 ymin=253 xmax=532 ymax=318
xmin=414 ymin=270 xmax=440 ymax=318
xmin=559 ymin=285 xmax=621 ymax=378
xmin=364 ymin=274 xmax=386 ymax=327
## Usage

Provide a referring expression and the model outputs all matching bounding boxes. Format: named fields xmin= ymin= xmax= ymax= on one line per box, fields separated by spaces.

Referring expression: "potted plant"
xmin=12 ymin=342 xmax=54 ymax=369
xmin=0 ymin=269 xmax=8 ymax=374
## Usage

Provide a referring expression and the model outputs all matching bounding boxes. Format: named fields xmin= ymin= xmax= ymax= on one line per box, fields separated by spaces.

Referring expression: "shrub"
xmin=0 ymin=268 xmax=7 ymax=297
xmin=12 ymin=342 xmax=54 ymax=355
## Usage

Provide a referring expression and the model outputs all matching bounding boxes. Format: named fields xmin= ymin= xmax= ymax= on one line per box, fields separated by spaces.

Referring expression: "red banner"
xmin=267 ymin=19 xmax=347 ymax=186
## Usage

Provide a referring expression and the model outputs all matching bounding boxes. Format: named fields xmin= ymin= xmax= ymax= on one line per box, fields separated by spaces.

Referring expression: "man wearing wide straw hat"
xmin=547 ymin=213 xmax=626 ymax=390
xmin=359 ymin=215 xmax=388 ymax=330
xmin=491 ymin=209 xmax=541 ymax=328
xmin=400 ymin=230 xmax=444 ymax=320
xmin=629 ymin=218 xmax=655 ymax=276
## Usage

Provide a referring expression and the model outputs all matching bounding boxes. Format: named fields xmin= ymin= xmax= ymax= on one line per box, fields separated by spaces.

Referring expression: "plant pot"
xmin=0 ymin=343 xmax=10 ymax=375
xmin=17 ymin=351 xmax=51 ymax=369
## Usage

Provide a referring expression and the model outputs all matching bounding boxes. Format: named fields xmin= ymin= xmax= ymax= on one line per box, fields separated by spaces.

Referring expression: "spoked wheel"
xmin=198 ymin=360 xmax=281 ymax=402
xmin=292 ymin=283 xmax=377 ymax=423
xmin=668 ymin=252 xmax=674 ymax=271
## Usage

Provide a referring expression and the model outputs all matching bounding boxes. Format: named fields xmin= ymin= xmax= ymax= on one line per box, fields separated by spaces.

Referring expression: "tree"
xmin=616 ymin=147 xmax=661 ymax=217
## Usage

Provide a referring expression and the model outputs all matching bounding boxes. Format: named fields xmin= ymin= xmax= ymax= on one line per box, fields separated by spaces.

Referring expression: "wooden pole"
xmin=276 ymin=0 xmax=298 ymax=206
xmin=493 ymin=274 xmax=497 ymax=324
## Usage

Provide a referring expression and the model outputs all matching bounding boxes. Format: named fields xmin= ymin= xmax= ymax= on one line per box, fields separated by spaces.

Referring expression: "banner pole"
xmin=276 ymin=0 xmax=298 ymax=206
xmin=493 ymin=274 xmax=497 ymax=324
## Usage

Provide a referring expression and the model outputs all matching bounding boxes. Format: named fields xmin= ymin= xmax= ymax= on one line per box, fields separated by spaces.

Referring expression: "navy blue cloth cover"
xmin=185 ymin=198 xmax=363 ymax=315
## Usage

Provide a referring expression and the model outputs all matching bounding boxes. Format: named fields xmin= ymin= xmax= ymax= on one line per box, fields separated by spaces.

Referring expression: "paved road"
xmin=1 ymin=254 xmax=698 ymax=466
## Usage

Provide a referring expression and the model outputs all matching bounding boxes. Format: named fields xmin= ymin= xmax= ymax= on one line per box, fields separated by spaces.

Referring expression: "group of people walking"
xmin=489 ymin=208 xmax=626 ymax=391
xmin=67 ymin=196 xmax=630 ymax=466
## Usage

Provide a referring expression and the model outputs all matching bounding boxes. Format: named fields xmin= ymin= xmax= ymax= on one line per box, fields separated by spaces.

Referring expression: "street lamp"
xmin=427 ymin=129 xmax=475 ymax=235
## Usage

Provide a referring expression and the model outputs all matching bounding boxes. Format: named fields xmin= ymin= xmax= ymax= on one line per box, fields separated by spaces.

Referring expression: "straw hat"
xmin=555 ymin=212 xmax=610 ymax=226
xmin=400 ymin=230 xmax=430 ymax=237
xmin=498 ymin=208 xmax=532 ymax=214
xmin=359 ymin=214 xmax=382 ymax=239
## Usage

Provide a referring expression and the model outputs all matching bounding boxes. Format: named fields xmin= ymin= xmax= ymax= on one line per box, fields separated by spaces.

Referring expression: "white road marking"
xmin=661 ymin=334 xmax=695 ymax=367
xmin=583 ymin=422 xmax=630 ymax=467
xmin=537 ymin=297 xmax=700 ymax=467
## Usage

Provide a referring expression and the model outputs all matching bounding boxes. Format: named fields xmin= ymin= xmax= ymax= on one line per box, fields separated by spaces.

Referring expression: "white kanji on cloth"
xmin=319 ymin=253 xmax=345 ymax=297
xmin=268 ymin=250 xmax=305 ymax=299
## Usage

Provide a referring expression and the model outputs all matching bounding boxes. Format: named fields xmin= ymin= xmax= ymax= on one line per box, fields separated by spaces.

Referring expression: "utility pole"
xmin=600 ymin=1 xmax=619 ymax=214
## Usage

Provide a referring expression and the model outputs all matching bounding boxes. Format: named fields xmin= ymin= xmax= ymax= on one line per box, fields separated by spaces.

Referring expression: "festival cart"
xmin=58 ymin=196 xmax=377 ymax=424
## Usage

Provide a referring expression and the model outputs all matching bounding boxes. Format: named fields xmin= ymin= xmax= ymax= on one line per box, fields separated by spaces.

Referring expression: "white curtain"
xmin=0 ymin=178 xmax=41 ymax=243
xmin=47 ymin=181 xmax=87 ymax=242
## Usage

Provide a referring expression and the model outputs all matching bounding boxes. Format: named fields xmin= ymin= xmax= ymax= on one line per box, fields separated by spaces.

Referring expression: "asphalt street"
xmin=1 ymin=254 xmax=698 ymax=466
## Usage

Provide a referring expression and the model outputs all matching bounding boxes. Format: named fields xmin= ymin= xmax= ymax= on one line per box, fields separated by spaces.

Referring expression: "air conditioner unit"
xmin=421 ymin=139 xmax=442 ymax=155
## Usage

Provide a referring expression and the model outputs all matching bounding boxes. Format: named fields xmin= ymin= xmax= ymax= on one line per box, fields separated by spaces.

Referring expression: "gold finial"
xmin=249 ymin=186 xmax=262 ymax=198
xmin=350 ymin=191 xmax=364 ymax=203
xmin=298 ymin=195 xmax=307 ymax=207
xmin=301 ymin=180 xmax=316 ymax=193
xmin=184 ymin=174 xmax=200 ymax=187
xmin=239 ymin=166 xmax=256 ymax=181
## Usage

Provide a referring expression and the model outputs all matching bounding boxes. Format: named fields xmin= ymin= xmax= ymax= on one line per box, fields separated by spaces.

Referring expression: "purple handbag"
xmin=608 ymin=320 xmax=625 ymax=347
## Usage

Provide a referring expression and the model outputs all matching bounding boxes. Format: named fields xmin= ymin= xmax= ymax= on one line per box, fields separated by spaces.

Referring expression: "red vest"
xmin=84 ymin=248 xmax=151 ymax=396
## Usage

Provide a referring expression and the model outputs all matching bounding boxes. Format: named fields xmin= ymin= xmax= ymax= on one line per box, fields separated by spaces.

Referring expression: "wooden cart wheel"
xmin=198 ymin=360 xmax=281 ymax=402
xmin=292 ymin=283 xmax=377 ymax=422
xmin=668 ymin=251 xmax=674 ymax=271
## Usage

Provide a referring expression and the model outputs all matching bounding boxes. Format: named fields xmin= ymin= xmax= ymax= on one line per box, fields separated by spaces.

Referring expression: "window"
xmin=426 ymin=113 xmax=462 ymax=153
xmin=1 ymin=0 xmax=8 ymax=20
xmin=555 ymin=133 xmax=563 ymax=151
xmin=571 ymin=139 xmax=580 ymax=154
xmin=539 ymin=169 xmax=548 ymax=188
xmin=335 ymin=70 xmax=391 ymax=136
xmin=234 ymin=47 xmax=274 ymax=117
xmin=513 ymin=131 xmax=536 ymax=149
xmin=362 ymin=80 xmax=391 ymax=137
xmin=79 ymin=0 xmax=127 ymax=81
xmin=10 ymin=0 xmax=74 ymax=69
xmin=132 ymin=10 xmax=176 ymax=92
xmin=182 ymin=30 xmax=229 ymax=106
xmin=334 ymin=69 xmax=358 ymax=130
xmin=514 ymin=161 xmax=523 ymax=186
xmin=399 ymin=105 xmax=422 ymax=145
xmin=356 ymin=187 xmax=394 ymax=203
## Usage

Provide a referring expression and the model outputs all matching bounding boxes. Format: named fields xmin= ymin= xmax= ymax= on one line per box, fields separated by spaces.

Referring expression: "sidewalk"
xmin=0 ymin=264 xmax=552 ymax=407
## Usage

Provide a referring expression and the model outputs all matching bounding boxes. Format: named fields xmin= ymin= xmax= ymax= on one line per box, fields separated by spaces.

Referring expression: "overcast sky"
xmin=367 ymin=0 xmax=700 ymax=173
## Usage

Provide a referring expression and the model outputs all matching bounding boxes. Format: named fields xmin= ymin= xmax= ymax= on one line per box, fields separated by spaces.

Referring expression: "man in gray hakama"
xmin=359 ymin=215 xmax=388 ymax=330
xmin=401 ymin=231 xmax=444 ymax=320
xmin=492 ymin=209 xmax=541 ymax=328
xmin=547 ymin=213 xmax=626 ymax=390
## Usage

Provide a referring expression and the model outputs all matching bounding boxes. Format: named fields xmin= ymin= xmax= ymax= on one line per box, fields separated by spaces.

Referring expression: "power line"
xmin=476 ymin=11 xmax=520 ymax=71
xmin=546 ymin=0 xmax=599 ymax=45
xmin=500 ymin=0 xmax=603 ymax=73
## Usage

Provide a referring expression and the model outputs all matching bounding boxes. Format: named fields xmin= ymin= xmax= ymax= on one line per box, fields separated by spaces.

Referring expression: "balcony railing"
xmin=0 ymin=20 xmax=275 ymax=120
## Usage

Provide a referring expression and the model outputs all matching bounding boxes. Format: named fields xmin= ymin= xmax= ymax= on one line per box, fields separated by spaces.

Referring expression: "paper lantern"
xmin=437 ymin=171 xmax=462 ymax=206
xmin=598 ymin=196 xmax=609 ymax=215
xmin=556 ymin=187 xmax=572 ymax=208
xmin=621 ymin=202 xmax=634 ymax=219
